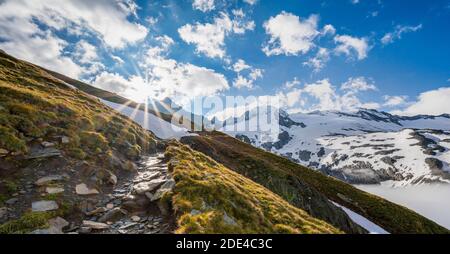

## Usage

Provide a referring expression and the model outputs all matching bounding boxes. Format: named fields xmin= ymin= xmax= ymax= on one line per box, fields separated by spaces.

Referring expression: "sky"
xmin=0 ymin=0 xmax=449 ymax=116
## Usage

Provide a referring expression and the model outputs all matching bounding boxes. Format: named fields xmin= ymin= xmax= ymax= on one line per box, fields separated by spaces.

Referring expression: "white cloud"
xmin=178 ymin=11 xmax=254 ymax=59
xmin=283 ymin=77 xmax=301 ymax=89
xmin=243 ymin=0 xmax=258 ymax=5
xmin=383 ymin=95 xmax=408 ymax=107
xmin=341 ymin=76 xmax=377 ymax=93
xmin=321 ymin=24 xmax=336 ymax=36
xmin=262 ymin=12 xmax=319 ymax=56
xmin=74 ymin=40 xmax=99 ymax=64
xmin=233 ymin=59 xmax=251 ymax=72
xmin=381 ymin=24 xmax=422 ymax=45
xmin=0 ymin=0 xmax=148 ymax=78
xmin=334 ymin=35 xmax=370 ymax=60
xmin=111 ymin=55 xmax=125 ymax=65
xmin=392 ymin=87 xmax=450 ymax=116
xmin=141 ymin=37 xmax=230 ymax=99
xmin=0 ymin=30 xmax=84 ymax=78
xmin=192 ymin=0 xmax=215 ymax=12
xmin=231 ymin=59 xmax=263 ymax=89
xmin=0 ymin=0 xmax=148 ymax=49
xmin=303 ymin=47 xmax=330 ymax=72
xmin=351 ymin=0 xmax=360 ymax=4
xmin=278 ymin=78 xmax=378 ymax=113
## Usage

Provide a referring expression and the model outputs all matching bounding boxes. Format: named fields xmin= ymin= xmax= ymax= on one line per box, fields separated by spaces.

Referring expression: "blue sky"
xmin=0 ymin=0 xmax=449 ymax=116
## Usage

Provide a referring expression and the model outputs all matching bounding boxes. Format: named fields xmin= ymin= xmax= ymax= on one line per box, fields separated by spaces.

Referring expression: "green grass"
xmin=0 ymin=51 xmax=158 ymax=165
xmin=0 ymin=212 xmax=52 ymax=234
xmin=165 ymin=143 xmax=341 ymax=234
xmin=180 ymin=131 xmax=449 ymax=234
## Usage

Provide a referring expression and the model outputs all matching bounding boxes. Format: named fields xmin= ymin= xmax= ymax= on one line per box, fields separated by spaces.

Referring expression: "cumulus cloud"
xmin=243 ymin=0 xmax=258 ymax=5
xmin=303 ymin=47 xmax=330 ymax=72
xmin=0 ymin=0 xmax=147 ymax=78
xmin=383 ymin=95 xmax=408 ymax=107
xmin=178 ymin=11 xmax=254 ymax=59
xmin=341 ymin=76 xmax=377 ymax=93
xmin=141 ymin=35 xmax=230 ymax=99
xmin=231 ymin=59 xmax=263 ymax=89
xmin=277 ymin=78 xmax=379 ymax=113
xmin=392 ymin=87 xmax=450 ymax=116
xmin=334 ymin=35 xmax=370 ymax=60
xmin=74 ymin=40 xmax=99 ymax=64
xmin=262 ymin=12 xmax=319 ymax=56
xmin=192 ymin=0 xmax=215 ymax=12
xmin=381 ymin=24 xmax=422 ymax=45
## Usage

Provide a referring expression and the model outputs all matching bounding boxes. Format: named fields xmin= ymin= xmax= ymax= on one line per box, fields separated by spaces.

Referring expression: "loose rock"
xmin=82 ymin=220 xmax=109 ymax=230
xmin=5 ymin=198 xmax=19 ymax=205
xmin=98 ymin=208 xmax=126 ymax=223
xmin=46 ymin=187 xmax=65 ymax=194
xmin=35 ymin=175 xmax=64 ymax=186
xmin=75 ymin=183 xmax=99 ymax=195
xmin=133 ymin=178 xmax=166 ymax=194
xmin=32 ymin=200 xmax=59 ymax=212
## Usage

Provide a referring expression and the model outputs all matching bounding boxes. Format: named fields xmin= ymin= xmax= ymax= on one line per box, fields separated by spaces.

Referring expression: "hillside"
xmin=0 ymin=50 xmax=168 ymax=233
xmin=180 ymin=131 xmax=449 ymax=233
xmin=164 ymin=143 xmax=341 ymax=234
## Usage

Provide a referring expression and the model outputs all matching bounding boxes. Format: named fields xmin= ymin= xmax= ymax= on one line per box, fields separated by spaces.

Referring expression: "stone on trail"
xmin=35 ymin=175 xmax=64 ymax=186
xmin=82 ymin=220 xmax=109 ymax=230
xmin=133 ymin=178 xmax=166 ymax=194
xmin=46 ymin=187 xmax=65 ymax=194
xmin=32 ymin=200 xmax=59 ymax=212
xmin=75 ymin=183 xmax=99 ymax=195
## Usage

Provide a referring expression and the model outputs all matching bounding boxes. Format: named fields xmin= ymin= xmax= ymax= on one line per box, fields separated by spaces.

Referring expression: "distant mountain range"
xmin=218 ymin=107 xmax=450 ymax=186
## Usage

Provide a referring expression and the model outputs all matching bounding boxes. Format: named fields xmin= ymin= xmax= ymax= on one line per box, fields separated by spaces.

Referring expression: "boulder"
xmin=0 ymin=148 xmax=9 ymax=156
xmin=85 ymin=207 xmax=107 ymax=216
xmin=32 ymin=200 xmax=59 ymax=212
xmin=82 ymin=220 xmax=109 ymax=230
xmin=26 ymin=148 xmax=61 ymax=159
xmin=61 ymin=136 xmax=70 ymax=144
xmin=75 ymin=183 xmax=99 ymax=195
xmin=35 ymin=175 xmax=64 ymax=186
xmin=150 ymin=179 xmax=175 ymax=201
xmin=98 ymin=208 xmax=126 ymax=223
xmin=41 ymin=141 xmax=55 ymax=148
xmin=5 ymin=198 xmax=18 ymax=205
xmin=46 ymin=187 xmax=65 ymax=194
xmin=133 ymin=178 xmax=166 ymax=194
xmin=31 ymin=217 xmax=70 ymax=234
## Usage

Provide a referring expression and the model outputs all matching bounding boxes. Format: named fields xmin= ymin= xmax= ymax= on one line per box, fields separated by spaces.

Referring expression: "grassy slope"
xmin=180 ymin=131 xmax=449 ymax=234
xmin=165 ymin=143 xmax=341 ymax=234
xmin=0 ymin=51 xmax=158 ymax=161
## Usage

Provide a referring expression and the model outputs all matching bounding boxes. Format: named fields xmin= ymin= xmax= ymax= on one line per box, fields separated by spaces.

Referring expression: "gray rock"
xmin=223 ymin=212 xmax=237 ymax=226
xmin=82 ymin=220 xmax=109 ymax=230
xmin=32 ymin=200 xmax=59 ymax=212
xmin=41 ymin=141 xmax=55 ymax=148
xmin=35 ymin=175 xmax=64 ymax=186
xmin=0 ymin=148 xmax=9 ymax=156
xmin=98 ymin=208 xmax=126 ymax=223
xmin=75 ymin=183 xmax=99 ymax=195
xmin=26 ymin=148 xmax=61 ymax=159
xmin=31 ymin=217 xmax=70 ymax=234
xmin=46 ymin=187 xmax=64 ymax=194
xmin=78 ymin=227 xmax=92 ymax=234
xmin=150 ymin=179 xmax=175 ymax=201
xmin=133 ymin=178 xmax=166 ymax=194
xmin=5 ymin=198 xmax=19 ymax=205
xmin=85 ymin=207 xmax=107 ymax=216
xmin=61 ymin=136 xmax=70 ymax=144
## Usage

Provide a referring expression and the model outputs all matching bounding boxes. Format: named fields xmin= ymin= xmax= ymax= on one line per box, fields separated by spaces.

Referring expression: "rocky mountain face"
xmin=220 ymin=108 xmax=450 ymax=186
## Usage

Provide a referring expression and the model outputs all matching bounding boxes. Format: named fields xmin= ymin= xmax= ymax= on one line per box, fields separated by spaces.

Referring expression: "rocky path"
xmin=80 ymin=153 xmax=176 ymax=234
xmin=0 ymin=152 xmax=176 ymax=234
